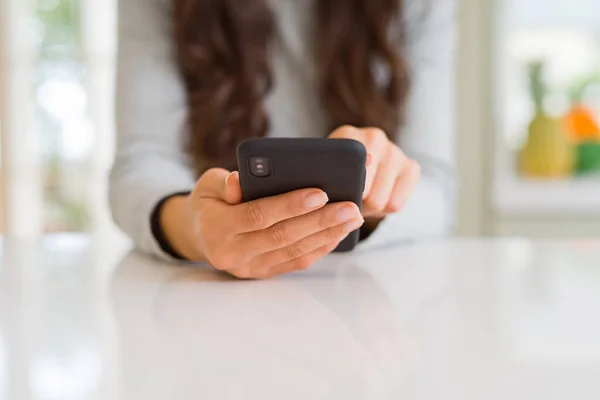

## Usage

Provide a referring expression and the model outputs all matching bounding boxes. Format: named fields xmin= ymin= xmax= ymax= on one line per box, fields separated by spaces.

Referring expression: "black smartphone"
xmin=236 ymin=138 xmax=367 ymax=252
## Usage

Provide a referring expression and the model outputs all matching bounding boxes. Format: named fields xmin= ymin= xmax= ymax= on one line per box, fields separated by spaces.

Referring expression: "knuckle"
xmin=253 ymin=272 xmax=273 ymax=280
xmin=333 ymin=125 xmax=356 ymax=135
xmin=229 ymin=269 xmax=254 ymax=280
xmin=324 ymin=241 xmax=341 ymax=255
xmin=365 ymin=196 xmax=387 ymax=212
xmin=244 ymin=202 xmax=265 ymax=227
xmin=330 ymin=125 xmax=359 ymax=139
xmin=388 ymin=201 xmax=402 ymax=213
xmin=197 ymin=168 xmax=225 ymax=188
xmin=284 ymin=197 xmax=303 ymax=216
xmin=285 ymin=243 xmax=306 ymax=260
xmin=244 ymin=265 xmax=271 ymax=280
xmin=293 ymin=257 xmax=313 ymax=271
xmin=328 ymin=240 xmax=341 ymax=251
xmin=328 ymin=225 xmax=346 ymax=241
xmin=317 ymin=209 xmax=333 ymax=230
xmin=210 ymin=250 xmax=237 ymax=271
xmin=367 ymin=127 xmax=387 ymax=141
xmin=204 ymin=167 xmax=222 ymax=177
xmin=270 ymin=224 xmax=293 ymax=247
xmin=197 ymin=169 xmax=215 ymax=186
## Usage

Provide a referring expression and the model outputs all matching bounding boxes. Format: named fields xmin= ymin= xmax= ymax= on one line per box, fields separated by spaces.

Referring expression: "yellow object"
xmin=563 ymin=105 xmax=600 ymax=142
xmin=518 ymin=113 xmax=575 ymax=178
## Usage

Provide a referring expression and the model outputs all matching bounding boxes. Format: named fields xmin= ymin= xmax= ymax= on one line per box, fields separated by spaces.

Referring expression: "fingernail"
xmin=225 ymin=171 xmax=235 ymax=186
xmin=305 ymin=191 xmax=328 ymax=209
xmin=337 ymin=205 xmax=359 ymax=222
xmin=343 ymin=218 xmax=365 ymax=232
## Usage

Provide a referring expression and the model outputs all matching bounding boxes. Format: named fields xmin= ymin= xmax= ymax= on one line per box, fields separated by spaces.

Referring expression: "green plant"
xmin=36 ymin=0 xmax=82 ymax=57
xmin=528 ymin=61 xmax=547 ymax=114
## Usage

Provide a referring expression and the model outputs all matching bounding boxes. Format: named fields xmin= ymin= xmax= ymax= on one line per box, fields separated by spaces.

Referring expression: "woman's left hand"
xmin=329 ymin=126 xmax=421 ymax=219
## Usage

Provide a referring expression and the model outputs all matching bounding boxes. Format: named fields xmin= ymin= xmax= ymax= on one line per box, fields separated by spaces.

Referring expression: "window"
xmin=1 ymin=0 xmax=117 ymax=236
xmin=493 ymin=0 xmax=600 ymax=214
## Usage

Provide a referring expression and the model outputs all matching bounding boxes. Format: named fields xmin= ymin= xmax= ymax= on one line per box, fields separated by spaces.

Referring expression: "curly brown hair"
xmin=173 ymin=0 xmax=410 ymax=174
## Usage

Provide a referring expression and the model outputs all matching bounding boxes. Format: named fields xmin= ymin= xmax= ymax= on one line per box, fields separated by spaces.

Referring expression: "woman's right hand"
xmin=160 ymin=168 xmax=364 ymax=279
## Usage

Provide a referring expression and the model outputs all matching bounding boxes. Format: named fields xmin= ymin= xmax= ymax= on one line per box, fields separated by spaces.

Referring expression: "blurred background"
xmin=1 ymin=0 xmax=116 ymax=238
xmin=1 ymin=2 xmax=600 ymax=399
xmin=1 ymin=0 xmax=600 ymax=240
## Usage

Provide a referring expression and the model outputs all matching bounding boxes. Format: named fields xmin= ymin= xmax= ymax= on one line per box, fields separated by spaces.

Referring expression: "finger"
xmin=329 ymin=126 xmax=388 ymax=197
xmin=260 ymin=241 xmax=341 ymax=279
xmin=239 ymin=202 xmax=362 ymax=254
xmin=363 ymin=146 xmax=402 ymax=214
xmin=328 ymin=125 xmax=360 ymax=139
xmin=232 ymin=189 xmax=329 ymax=233
xmin=249 ymin=212 xmax=364 ymax=266
xmin=386 ymin=160 xmax=421 ymax=213
xmin=330 ymin=126 xmax=388 ymax=154
xmin=192 ymin=168 xmax=230 ymax=200
xmin=223 ymin=171 xmax=243 ymax=205
xmin=361 ymin=130 xmax=389 ymax=198
xmin=363 ymin=164 xmax=377 ymax=200
xmin=366 ymin=152 xmax=374 ymax=167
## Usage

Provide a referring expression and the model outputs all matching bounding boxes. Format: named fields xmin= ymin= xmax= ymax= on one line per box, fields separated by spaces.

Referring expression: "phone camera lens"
xmin=249 ymin=157 xmax=271 ymax=177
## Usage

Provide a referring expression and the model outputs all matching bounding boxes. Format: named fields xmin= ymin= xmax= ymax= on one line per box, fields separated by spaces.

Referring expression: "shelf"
xmin=493 ymin=175 xmax=600 ymax=215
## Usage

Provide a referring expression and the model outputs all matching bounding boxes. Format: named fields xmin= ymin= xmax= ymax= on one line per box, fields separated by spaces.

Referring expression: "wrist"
xmin=159 ymin=195 xmax=207 ymax=262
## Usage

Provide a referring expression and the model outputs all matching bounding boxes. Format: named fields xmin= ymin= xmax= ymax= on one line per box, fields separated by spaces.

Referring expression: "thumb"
xmin=223 ymin=171 xmax=243 ymax=205
xmin=192 ymin=168 xmax=240 ymax=204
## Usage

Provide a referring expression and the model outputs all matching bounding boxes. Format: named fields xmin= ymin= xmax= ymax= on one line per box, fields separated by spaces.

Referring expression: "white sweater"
xmin=110 ymin=0 xmax=458 ymax=261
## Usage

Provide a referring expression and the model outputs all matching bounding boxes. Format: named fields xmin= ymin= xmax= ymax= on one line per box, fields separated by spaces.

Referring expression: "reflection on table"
xmin=111 ymin=252 xmax=417 ymax=399
xmin=1 ymin=236 xmax=600 ymax=399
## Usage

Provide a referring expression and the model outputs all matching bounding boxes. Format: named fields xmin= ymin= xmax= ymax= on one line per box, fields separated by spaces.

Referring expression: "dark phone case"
xmin=237 ymin=138 xmax=367 ymax=252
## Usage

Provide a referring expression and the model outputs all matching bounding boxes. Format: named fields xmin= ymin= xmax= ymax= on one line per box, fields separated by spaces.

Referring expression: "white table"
xmin=1 ymin=235 xmax=599 ymax=400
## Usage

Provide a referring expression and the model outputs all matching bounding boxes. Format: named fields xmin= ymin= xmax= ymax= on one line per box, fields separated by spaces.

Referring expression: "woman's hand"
xmin=329 ymin=126 xmax=421 ymax=219
xmin=160 ymin=168 xmax=364 ymax=279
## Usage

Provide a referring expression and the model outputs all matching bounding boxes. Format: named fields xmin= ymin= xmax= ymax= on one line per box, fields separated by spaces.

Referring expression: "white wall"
xmin=0 ymin=0 xmax=43 ymax=237
xmin=455 ymin=0 xmax=494 ymax=236
xmin=0 ymin=0 xmax=6 ymax=232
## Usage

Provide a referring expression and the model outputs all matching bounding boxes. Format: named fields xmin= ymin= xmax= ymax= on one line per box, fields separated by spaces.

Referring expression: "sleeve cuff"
xmin=150 ymin=191 xmax=191 ymax=260
xmin=125 ymin=184 xmax=195 ymax=263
